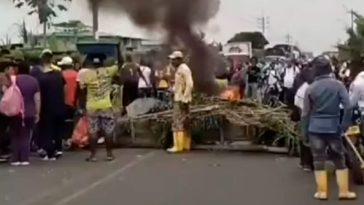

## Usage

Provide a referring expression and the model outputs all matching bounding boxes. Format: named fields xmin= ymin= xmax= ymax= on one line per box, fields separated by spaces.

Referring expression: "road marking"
xmin=20 ymin=151 xmax=155 ymax=205
xmin=53 ymin=151 xmax=155 ymax=205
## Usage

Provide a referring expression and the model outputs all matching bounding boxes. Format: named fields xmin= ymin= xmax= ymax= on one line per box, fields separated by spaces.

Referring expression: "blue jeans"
xmin=309 ymin=133 xmax=346 ymax=170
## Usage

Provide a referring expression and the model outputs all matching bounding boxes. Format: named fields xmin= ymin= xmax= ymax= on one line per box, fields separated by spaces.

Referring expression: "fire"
xmin=220 ymin=86 xmax=241 ymax=102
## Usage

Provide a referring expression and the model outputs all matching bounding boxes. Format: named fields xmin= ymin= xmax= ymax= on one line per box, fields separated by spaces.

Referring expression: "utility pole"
xmin=257 ymin=15 xmax=270 ymax=35
xmin=350 ymin=9 xmax=355 ymax=30
xmin=91 ymin=0 xmax=99 ymax=39
xmin=285 ymin=33 xmax=292 ymax=45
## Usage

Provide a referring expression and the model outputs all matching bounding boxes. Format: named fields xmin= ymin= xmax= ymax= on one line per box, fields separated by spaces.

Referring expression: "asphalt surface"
xmin=0 ymin=149 xmax=363 ymax=205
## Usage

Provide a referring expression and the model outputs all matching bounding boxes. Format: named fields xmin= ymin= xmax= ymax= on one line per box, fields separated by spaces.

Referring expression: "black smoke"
xmin=89 ymin=0 xmax=221 ymax=94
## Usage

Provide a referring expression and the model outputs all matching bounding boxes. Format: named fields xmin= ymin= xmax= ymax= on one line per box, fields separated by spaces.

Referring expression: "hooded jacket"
xmin=301 ymin=57 xmax=352 ymax=136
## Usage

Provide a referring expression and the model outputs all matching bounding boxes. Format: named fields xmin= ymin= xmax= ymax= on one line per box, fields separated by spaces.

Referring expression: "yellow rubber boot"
xmin=336 ymin=169 xmax=357 ymax=200
xmin=167 ymin=132 xmax=182 ymax=153
xmin=314 ymin=171 xmax=328 ymax=200
xmin=183 ymin=132 xmax=191 ymax=151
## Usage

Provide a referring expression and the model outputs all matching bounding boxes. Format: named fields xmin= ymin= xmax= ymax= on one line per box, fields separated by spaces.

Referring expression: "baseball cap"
xmin=57 ymin=56 xmax=74 ymax=66
xmin=40 ymin=49 xmax=53 ymax=57
xmin=168 ymin=51 xmax=184 ymax=59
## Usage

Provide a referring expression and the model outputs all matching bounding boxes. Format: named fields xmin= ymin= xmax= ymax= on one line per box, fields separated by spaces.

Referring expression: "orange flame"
xmin=220 ymin=86 xmax=241 ymax=102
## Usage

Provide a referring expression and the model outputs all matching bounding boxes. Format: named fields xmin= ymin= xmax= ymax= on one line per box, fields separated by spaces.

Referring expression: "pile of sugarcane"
xmin=132 ymin=97 xmax=298 ymax=140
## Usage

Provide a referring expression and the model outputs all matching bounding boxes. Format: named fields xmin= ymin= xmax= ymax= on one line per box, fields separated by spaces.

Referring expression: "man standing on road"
xmin=120 ymin=54 xmax=140 ymax=113
xmin=167 ymin=51 xmax=193 ymax=153
xmin=78 ymin=54 xmax=119 ymax=162
xmin=58 ymin=56 xmax=78 ymax=143
xmin=282 ymin=59 xmax=299 ymax=107
xmin=247 ymin=57 xmax=260 ymax=99
xmin=137 ymin=58 xmax=153 ymax=98
xmin=302 ymin=56 xmax=356 ymax=200
xmin=36 ymin=50 xmax=66 ymax=160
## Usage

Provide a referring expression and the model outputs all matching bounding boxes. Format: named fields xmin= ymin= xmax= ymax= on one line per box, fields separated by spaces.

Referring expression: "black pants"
xmin=299 ymin=141 xmax=314 ymax=169
xmin=283 ymin=87 xmax=295 ymax=108
xmin=64 ymin=106 xmax=76 ymax=140
xmin=0 ymin=114 xmax=10 ymax=155
xmin=122 ymin=82 xmax=139 ymax=108
xmin=39 ymin=115 xmax=64 ymax=158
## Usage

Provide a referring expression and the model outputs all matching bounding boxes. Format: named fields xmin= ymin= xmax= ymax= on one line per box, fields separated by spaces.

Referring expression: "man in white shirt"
xmin=138 ymin=58 xmax=153 ymax=98
xmin=282 ymin=60 xmax=299 ymax=107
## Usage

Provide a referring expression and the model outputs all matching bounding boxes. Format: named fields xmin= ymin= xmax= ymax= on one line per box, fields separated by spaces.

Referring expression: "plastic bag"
xmin=126 ymin=98 xmax=162 ymax=118
xmin=72 ymin=116 xmax=89 ymax=148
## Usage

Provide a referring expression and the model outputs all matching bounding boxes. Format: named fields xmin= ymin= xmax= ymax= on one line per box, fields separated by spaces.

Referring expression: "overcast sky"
xmin=1 ymin=0 xmax=364 ymax=54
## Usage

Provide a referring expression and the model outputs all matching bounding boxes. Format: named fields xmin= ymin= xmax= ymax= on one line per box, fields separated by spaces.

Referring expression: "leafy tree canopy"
xmin=13 ymin=0 xmax=71 ymax=23
xmin=228 ymin=31 xmax=269 ymax=49
xmin=338 ymin=11 xmax=364 ymax=75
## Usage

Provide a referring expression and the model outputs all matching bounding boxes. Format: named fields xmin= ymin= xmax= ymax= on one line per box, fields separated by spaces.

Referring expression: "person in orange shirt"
xmin=58 ymin=56 xmax=78 ymax=149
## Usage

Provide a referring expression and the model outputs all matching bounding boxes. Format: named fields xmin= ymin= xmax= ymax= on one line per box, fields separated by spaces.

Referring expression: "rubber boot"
xmin=105 ymin=136 xmax=115 ymax=161
xmin=183 ymin=131 xmax=191 ymax=151
xmin=167 ymin=132 xmax=182 ymax=153
xmin=314 ymin=171 xmax=328 ymax=200
xmin=336 ymin=169 xmax=357 ymax=200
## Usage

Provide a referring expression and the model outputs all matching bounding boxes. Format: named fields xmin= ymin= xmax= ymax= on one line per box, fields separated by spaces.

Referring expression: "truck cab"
xmin=76 ymin=41 xmax=123 ymax=67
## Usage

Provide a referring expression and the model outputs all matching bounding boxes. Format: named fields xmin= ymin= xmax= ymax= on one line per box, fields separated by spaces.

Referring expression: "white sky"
xmin=0 ymin=0 xmax=363 ymax=54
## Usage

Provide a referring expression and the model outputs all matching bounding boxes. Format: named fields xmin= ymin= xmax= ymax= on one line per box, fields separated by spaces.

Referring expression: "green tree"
xmin=228 ymin=32 xmax=269 ymax=49
xmin=13 ymin=0 xmax=71 ymax=47
xmin=20 ymin=20 xmax=29 ymax=44
xmin=339 ymin=11 xmax=364 ymax=76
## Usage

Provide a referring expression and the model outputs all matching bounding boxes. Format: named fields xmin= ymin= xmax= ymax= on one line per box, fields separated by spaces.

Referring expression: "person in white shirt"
xmin=282 ymin=60 xmax=299 ymax=107
xmin=350 ymin=71 xmax=364 ymax=110
xmin=349 ymin=71 xmax=364 ymax=140
xmin=137 ymin=58 xmax=153 ymax=98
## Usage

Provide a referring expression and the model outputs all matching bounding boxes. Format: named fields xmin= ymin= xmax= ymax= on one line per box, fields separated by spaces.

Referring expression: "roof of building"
xmin=34 ymin=31 xmax=145 ymax=40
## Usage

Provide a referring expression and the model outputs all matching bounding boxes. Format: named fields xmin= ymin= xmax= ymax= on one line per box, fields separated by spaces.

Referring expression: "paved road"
xmin=0 ymin=149 xmax=362 ymax=205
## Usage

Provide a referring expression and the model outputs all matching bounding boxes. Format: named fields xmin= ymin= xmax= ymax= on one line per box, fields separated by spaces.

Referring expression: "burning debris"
xmin=89 ymin=0 xmax=221 ymax=94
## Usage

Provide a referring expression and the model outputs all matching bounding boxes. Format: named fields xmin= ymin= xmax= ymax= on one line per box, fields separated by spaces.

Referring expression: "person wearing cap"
xmin=302 ymin=56 xmax=356 ymax=200
xmin=0 ymin=56 xmax=40 ymax=166
xmin=167 ymin=51 xmax=193 ymax=153
xmin=35 ymin=49 xmax=66 ymax=160
xmin=0 ymin=56 xmax=13 ymax=160
xmin=78 ymin=53 xmax=119 ymax=162
xmin=58 ymin=56 xmax=78 ymax=143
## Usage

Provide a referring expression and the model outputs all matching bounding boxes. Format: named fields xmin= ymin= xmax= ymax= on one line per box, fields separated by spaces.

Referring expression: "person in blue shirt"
xmin=302 ymin=56 xmax=356 ymax=200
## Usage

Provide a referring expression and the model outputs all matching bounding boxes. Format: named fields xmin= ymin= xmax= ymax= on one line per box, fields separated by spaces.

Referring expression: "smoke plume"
xmin=89 ymin=0 xmax=221 ymax=94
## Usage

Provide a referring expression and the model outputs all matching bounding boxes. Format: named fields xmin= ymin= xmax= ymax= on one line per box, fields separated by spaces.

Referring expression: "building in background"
xmin=30 ymin=31 xmax=157 ymax=53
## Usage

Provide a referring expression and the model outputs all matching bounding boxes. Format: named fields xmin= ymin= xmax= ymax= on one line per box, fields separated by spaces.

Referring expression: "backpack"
xmin=0 ymin=76 xmax=24 ymax=117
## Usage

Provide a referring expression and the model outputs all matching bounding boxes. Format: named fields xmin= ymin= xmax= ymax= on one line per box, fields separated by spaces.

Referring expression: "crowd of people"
xmin=0 ymin=46 xmax=363 ymax=200
xmin=0 ymin=48 xmax=195 ymax=165
xmin=225 ymin=54 xmax=363 ymax=200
